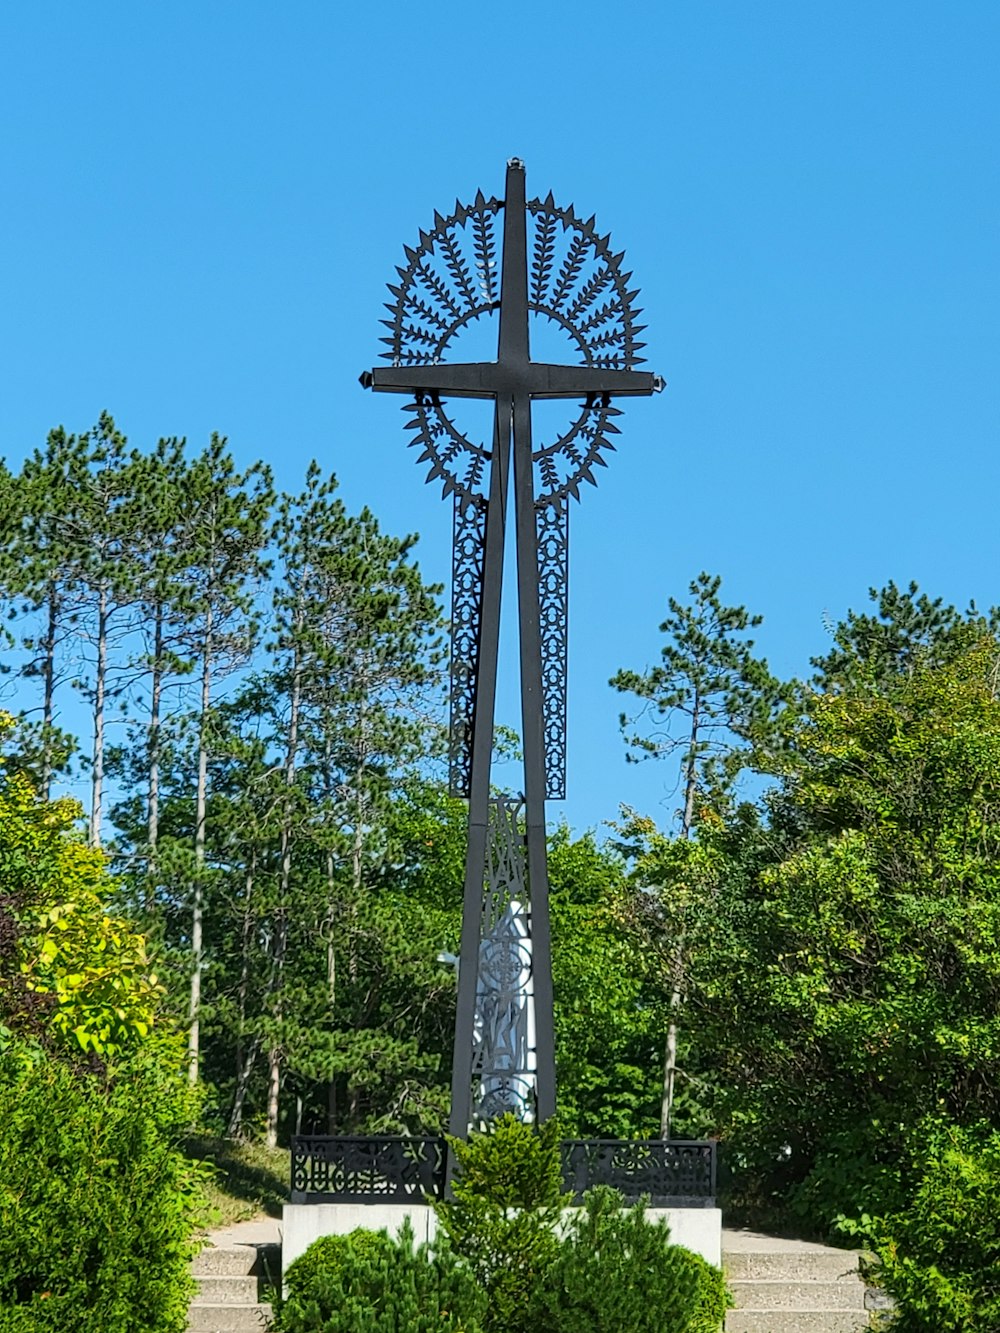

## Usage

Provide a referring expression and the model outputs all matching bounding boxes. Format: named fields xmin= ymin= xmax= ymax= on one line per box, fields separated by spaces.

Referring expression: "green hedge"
xmin=0 ymin=1050 xmax=203 ymax=1333
xmin=526 ymin=1186 xmax=702 ymax=1333
xmin=676 ymin=1247 xmax=732 ymax=1333
xmin=434 ymin=1115 xmax=565 ymax=1333
xmin=278 ymin=1118 xmax=730 ymax=1333
xmin=277 ymin=1221 xmax=487 ymax=1333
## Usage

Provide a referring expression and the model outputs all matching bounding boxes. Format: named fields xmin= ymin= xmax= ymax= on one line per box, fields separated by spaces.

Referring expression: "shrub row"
xmin=278 ymin=1193 xmax=727 ymax=1333
xmin=277 ymin=1116 xmax=730 ymax=1333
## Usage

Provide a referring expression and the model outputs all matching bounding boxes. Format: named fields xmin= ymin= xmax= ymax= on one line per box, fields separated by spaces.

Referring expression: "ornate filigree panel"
xmin=537 ymin=497 xmax=569 ymax=800
xmin=290 ymin=1136 xmax=445 ymax=1203
xmin=561 ymin=1139 xmax=717 ymax=1205
xmin=291 ymin=1135 xmax=717 ymax=1204
xmin=449 ymin=493 xmax=487 ymax=797
xmin=471 ymin=798 xmax=537 ymax=1124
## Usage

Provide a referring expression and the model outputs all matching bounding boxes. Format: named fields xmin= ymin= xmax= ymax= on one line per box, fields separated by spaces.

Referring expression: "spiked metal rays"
xmin=380 ymin=189 xmax=648 ymax=506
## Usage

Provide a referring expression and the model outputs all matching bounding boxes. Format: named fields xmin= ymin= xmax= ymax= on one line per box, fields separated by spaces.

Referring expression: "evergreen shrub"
xmin=674 ymin=1247 xmax=732 ymax=1332
xmin=525 ymin=1186 xmax=703 ymax=1333
xmin=433 ymin=1114 xmax=565 ymax=1333
xmin=0 ymin=1049 xmax=204 ymax=1333
xmin=276 ymin=1220 xmax=486 ymax=1333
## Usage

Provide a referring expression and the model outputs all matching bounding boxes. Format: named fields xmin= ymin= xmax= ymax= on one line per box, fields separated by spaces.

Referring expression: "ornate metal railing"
xmin=291 ymin=1136 xmax=716 ymax=1206
xmin=290 ymin=1136 xmax=446 ymax=1204
xmin=560 ymin=1138 xmax=716 ymax=1207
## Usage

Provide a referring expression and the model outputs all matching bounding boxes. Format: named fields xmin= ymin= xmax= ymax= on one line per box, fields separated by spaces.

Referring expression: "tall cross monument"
xmin=362 ymin=159 xmax=660 ymax=1139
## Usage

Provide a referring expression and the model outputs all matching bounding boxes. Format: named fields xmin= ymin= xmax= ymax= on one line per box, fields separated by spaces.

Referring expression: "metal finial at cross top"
xmin=361 ymin=159 xmax=661 ymax=1139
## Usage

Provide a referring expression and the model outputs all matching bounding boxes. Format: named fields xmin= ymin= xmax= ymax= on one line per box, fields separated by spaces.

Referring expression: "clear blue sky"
xmin=2 ymin=2 xmax=998 ymax=834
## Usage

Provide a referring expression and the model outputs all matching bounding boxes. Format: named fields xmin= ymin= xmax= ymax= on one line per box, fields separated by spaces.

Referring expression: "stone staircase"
xmin=723 ymin=1230 xmax=872 ymax=1332
xmin=188 ymin=1241 xmax=278 ymax=1333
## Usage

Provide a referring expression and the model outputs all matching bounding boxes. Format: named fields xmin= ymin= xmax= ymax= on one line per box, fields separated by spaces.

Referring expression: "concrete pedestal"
xmin=282 ymin=1203 xmax=722 ymax=1274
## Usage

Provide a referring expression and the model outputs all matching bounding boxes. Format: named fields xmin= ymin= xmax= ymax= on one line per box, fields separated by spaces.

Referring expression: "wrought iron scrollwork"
xmin=536 ymin=497 xmax=569 ymax=800
xmin=471 ymin=798 xmax=537 ymax=1124
xmin=381 ymin=191 xmax=645 ymax=507
xmin=561 ymin=1139 xmax=717 ymax=1206
xmin=291 ymin=1136 xmax=716 ymax=1205
xmin=449 ymin=493 xmax=487 ymax=797
xmin=290 ymin=1136 xmax=445 ymax=1204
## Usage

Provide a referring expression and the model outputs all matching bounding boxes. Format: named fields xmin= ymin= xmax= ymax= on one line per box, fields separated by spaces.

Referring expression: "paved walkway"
xmin=722 ymin=1228 xmax=848 ymax=1255
xmin=205 ymin=1216 xmax=282 ymax=1248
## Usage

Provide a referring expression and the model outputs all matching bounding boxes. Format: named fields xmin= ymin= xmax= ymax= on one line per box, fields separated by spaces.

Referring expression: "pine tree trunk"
xmin=145 ymin=602 xmax=163 ymax=909
xmin=40 ymin=582 xmax=58 ymax=802
xmin=228 ymin=855 xmax=258 ymax=1138
xmin=660 ymin=697 xmax=699 ymax=1139
xmin=659 ymin=975 xmax=683 ymax=1139
xmin=266 ymin=1052 xmax=281 ymax=1150
xmin=324 ymin=738 xmax=339 ymax=1135
xmin=188 ymin=603 xmax=213 ymax=1085
xmin=266 ymin=643 xmax=301 ymax=1150
xmin=228 ymin=1040 xmax=260 ymax=1139
xmin=89 ymin=584 xmax=108 ymax=848
xmin=148 ymin=604 xmax=163 ymax=852
xmin=326 ymin=885 xmax=337 ymax=1134
xmin=351 ymin=675 xmax=367 ymax=895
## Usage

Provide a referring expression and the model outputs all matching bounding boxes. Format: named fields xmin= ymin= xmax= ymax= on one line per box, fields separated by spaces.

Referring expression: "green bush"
xmin=865 ymin=1122 xmax=1000 ymax=1332
xmin=525 ymin=1186 xmax=702 ymax=1333
xmin=674 ymin=1247 xmax=732 ymax=1333
xmin=434 ymin=1114 xmax=565 ymax=1333
xmin=276 ymin=1220 xmax=486 ymax=1333
xmin=0 ymin=1047 xmax=204 ymax=1333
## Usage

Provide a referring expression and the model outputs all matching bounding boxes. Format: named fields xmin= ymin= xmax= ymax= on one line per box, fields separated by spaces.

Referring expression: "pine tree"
xmin=611 ymin=571 xmax=787 ymax=1137
xmin=175 ymin=435 xmax=273 ymax=1084
xmin=298 ymin=503 xmax=444 ymax=1129
xmin=129 ymin=436 xmax=197 ymax=887
xmin=263 ymin=463 xmax=347 ymax=1145
xmin=9 ymin=429 xmax=86 ymax=798
xmin=59 ymin=414 xmax=148 ymax=847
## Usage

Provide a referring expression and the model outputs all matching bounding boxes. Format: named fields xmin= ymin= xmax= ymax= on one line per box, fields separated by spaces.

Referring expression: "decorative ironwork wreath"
xmin=379 ymin=191 xmax=647 ymax=505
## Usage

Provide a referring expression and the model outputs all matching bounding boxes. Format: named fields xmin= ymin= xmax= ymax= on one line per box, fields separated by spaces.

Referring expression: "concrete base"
xmin=282 ymin=1203 xmax=722 ymax=1274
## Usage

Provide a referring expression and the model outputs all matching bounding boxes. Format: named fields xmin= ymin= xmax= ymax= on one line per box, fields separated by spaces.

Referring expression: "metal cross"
xmin=362 ymin=158 xmax=660 ymax=1138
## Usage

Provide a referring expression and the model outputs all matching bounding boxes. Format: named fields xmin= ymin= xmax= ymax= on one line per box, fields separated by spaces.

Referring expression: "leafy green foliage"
xmin=434 ymin=1115 xmax=565 ymax=1333
xmin=525 ymin=1187 xmax=702 ymax=1333
xmin=811 ymin=579 xmax=1000 ymax=692
xmin=690 ymin=627 xmax=1000 ymax=1231
xmin=276 ymin=1221 xmax=486 ymax=1333
xmin=860 ymin=1122 xmax=1000 ymax=1332
xmin=548 ymin=827 xmax=662 ymax=1137
xmin=0 ymin=712 xmax=206 ymax=1330
xmin=0 ymin=1049 xmax=204 ymax=1333
xmin=0 ymin=713 xmax=163 ymax=1063
xmin=675 ymin=1247 xmax=732 ymax=1333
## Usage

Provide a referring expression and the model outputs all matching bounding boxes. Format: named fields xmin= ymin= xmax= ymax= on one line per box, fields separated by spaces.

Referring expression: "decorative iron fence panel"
xmin=291 ymin=1136 xmax=716 ymax=1206
xmin=290 ymin=1135 xmax=446 ymax=1204
xmin=560 ymin=1138 xmax=716 ymax=1207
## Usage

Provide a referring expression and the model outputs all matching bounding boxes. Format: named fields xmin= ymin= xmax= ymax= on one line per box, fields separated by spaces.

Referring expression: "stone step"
xmin=186 ymin=1302 xmax=273 ymax=1333
xmin=192 ymin=1246 xmax=258 ymax=1277
xmin=725 ymin=1311 xmax=869 ymax=1333
xmin=729 ymin=1279 xmax=866 ymax=1312
xmin=191 ymin=1275 xmax=261 ymax=1305
xmin=725 ymin=1250 xmax=861 ymax=1283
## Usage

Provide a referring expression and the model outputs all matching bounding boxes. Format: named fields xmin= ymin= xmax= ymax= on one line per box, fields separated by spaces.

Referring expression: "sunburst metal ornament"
xmin=361 ymin=160 xmax=660 ymax=1141
xmin=372 ymin=187 xmax=652 ymax=505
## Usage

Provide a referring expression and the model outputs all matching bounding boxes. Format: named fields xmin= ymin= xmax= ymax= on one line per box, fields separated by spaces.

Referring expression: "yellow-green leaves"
xmin=1 ymin=712 xmax=163 ymax=1061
